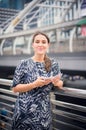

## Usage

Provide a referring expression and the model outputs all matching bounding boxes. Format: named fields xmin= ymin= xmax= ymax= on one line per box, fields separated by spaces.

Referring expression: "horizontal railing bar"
xmin=0 ymin=78 xmax=13 ymax=86
xmin=0 ymin=108 xmax=13 ymax=114
xmin=0 ymin=113 xmax=12 ymax=121
xmin=53 ymin=118 xmax=85 ymax=130
xmin=0 ymin=119 xmax=12 ymax=127
xmin=0 ymin=102 xmax=14 ymax=109
xmin=37 ymin=4 xmax=69 ymax=9
xmin=54 ymin=91 xmax=86 ymax=99
xmin=0 ymin=88 xmax=18 ymax=96
xmin=52 ymin=109 xmax=86 ymax=123
xmin=0 ymin=95 xmax=16 ymax=102
xmin=63 ymin=87 xmax=86 ymax=95
xmin=54 ymin=87 xmax=86 ymax=99
xmin=51 ymin=99 xmax=86 ymax=112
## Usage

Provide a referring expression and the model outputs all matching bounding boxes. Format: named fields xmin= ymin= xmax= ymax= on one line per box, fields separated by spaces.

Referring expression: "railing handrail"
xmin=0 ymin=88 xmax=17 ymax=96
xmin=50 ymin=98 xmax=86 ymax=112
xmin=0 ymin=78 xmax=86 ymax=130
xmin=0 ymin=78 xmax=13 ymax=86
xmin=0 ymin=78 xmax=86 ymax=96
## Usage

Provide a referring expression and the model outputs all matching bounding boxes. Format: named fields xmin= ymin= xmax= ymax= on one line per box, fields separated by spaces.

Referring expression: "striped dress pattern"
xmin=12 ymin=58 xmax=60 ymax=130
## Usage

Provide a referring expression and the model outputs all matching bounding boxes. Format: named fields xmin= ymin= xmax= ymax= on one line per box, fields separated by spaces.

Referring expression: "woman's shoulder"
xmin=16 ymin=58 xmax=32 ymax=69
xmin=19 ymin=58 xmax=32 ymax=65
xmin=51 ymin=58 xmax=58 ymax=65
xmin=15 ymin=58 xmax=35 ymax=73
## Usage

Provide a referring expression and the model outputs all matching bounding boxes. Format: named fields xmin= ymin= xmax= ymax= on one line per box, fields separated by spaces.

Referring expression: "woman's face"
xmin=32 ymin=34 xmax=50 ymax=55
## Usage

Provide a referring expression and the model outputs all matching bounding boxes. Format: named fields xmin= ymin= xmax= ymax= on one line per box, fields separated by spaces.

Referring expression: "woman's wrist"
xmin=53 ymin=80 xmax=63 ymax=88
xmin=32 ymin=81 xmax=38 ymax=88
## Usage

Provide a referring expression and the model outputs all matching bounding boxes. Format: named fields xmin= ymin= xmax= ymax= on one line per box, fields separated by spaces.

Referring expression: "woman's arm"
xmin=12 ymin=77 xmax=51 ymax=93
xmin=52 ymin=80 xmax=63 ymax=89
xmin=51 ymin=75 xmax=63 ymax=89
xmin=12 ymin=82 xmax=36 ymax=93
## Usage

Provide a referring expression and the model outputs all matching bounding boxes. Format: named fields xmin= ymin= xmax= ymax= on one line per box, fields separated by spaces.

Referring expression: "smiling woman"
xmin=32 ymin=31 xmax=51 ymax=72
xmin=11 ymin=31 xmax=63 ymax=130
xmin=32 ymin=33 xmax=49 ymax=58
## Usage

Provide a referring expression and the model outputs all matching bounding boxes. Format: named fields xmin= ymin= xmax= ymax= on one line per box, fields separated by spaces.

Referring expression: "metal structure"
xmin=0 ymin=78 xmax=86 ymax=130
xmin=0 ymin=0 xmax=85 ymax=55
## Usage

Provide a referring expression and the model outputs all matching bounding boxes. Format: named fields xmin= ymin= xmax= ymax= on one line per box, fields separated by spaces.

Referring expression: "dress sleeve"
xmin=51 ymin=59 xmax=61 ymax=76
xmin=11 ymin=60 xmax=25 ymax=88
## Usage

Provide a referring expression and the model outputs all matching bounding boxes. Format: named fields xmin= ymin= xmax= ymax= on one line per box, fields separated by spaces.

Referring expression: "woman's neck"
xmin=32 ymin=55 xmax=44 ymax=62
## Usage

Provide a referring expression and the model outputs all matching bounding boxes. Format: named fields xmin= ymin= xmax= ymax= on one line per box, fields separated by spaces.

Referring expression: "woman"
xmin=11 ymin=31 xmax=63 ymax=130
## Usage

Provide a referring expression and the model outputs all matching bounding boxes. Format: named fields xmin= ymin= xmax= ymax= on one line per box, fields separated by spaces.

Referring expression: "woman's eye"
xmin=35 ymin=40 xmax=40 ymax=43
xmin=35 ymin=40 xmax=47 ymax=44
xmin=42 ymin=41 xmax=46 ymax=44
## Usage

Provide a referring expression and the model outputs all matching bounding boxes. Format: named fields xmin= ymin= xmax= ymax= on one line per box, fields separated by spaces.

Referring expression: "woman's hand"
xmin=51 ymin=75 xmax=63 ymax=89
xmin=43 ymin=77 xmax=51 ymax=85
xmin=51 ymin=74 xmax=61 ymax=83
xmin=34 ymin=77 xmax=51 ymax=88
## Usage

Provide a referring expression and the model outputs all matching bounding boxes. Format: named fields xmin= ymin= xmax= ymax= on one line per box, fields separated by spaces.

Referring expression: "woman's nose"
xmin=38 ymin=42 xmax=43 ymax=45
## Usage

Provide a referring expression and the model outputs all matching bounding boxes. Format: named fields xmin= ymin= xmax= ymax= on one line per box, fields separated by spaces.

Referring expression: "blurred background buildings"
xmin=0 ymin=0 xmax=31 ymax=10
xmin=0 ymin=0 xmax=86 ymax=55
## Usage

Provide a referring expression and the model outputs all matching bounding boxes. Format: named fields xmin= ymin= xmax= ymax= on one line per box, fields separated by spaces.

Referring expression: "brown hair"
xmin=32 ymin=31 xmax=51 ymax=72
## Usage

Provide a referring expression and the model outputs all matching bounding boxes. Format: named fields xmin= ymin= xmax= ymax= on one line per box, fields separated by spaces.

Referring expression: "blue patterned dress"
xmin=12 ymin=58 xmax=60 ymax=130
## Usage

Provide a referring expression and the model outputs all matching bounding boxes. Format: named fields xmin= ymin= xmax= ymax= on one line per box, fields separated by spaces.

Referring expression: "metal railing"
xmin=0 ymin=78 xmax=86 ymax=130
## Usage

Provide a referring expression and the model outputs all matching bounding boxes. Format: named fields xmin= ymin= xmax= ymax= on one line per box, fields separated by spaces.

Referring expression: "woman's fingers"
xmin=36 ymin=77 xmax=50 ymax=87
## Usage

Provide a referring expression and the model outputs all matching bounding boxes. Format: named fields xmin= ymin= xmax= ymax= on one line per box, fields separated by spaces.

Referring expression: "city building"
xmin=0 ymin=0 xmax=86 ymax=55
